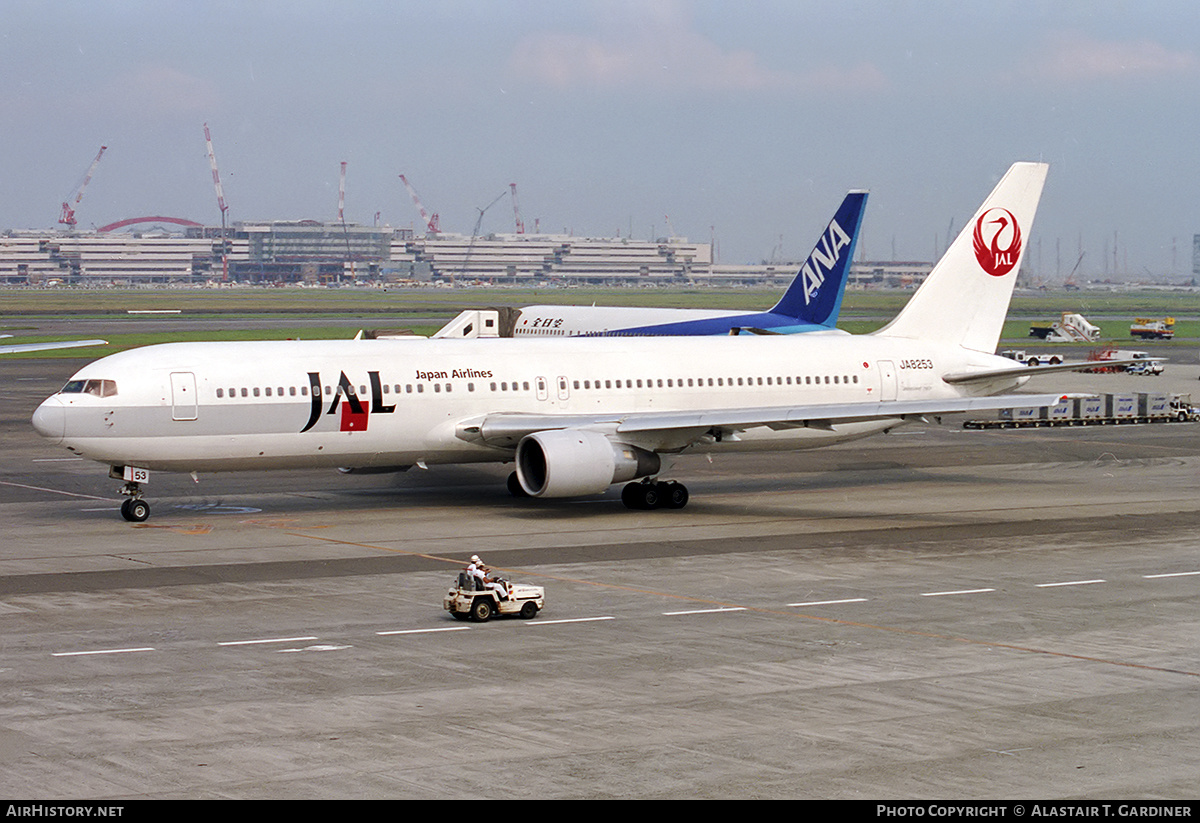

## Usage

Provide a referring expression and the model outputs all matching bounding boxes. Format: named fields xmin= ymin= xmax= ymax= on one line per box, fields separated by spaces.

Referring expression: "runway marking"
xmin=174 ymin=504 xmax=262 ymax=515
xmin=131 ymin=523 xmax=214 ymax=535
xmin=920 ymin=588 xmax=996 ymax=597
xmin=788 ymin=598 xmax=867 ymax=607
xmin=377 ymin=626 xmax=470 ymax=635
xmin=663 ymin=606 xmax=746 ymax=616
xmin=1036 ymin=579 xmax=1106 ymax=588
xmin=525 ymin=616 xmax=615 ymax=625
xmin=1144 ymin=571 xmax=1200 ymax=579
xmin=279 ymin=532 xmax=1200 ymax=679
xmin=218 ymin=636 xmax=319 ymax=646
xmin=53 ymin=647 xmax=155 ymax=657
xmin=0 ymin=480 xmax=111 ymax=501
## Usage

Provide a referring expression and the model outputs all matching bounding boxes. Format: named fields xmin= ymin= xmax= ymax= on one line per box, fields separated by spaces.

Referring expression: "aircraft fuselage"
xmin=33 ymin=334 xmax=1015 ymax=475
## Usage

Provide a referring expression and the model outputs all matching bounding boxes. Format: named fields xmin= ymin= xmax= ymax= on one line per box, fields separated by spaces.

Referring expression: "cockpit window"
xmin=60 ymin=379 xmax=117 ymax=397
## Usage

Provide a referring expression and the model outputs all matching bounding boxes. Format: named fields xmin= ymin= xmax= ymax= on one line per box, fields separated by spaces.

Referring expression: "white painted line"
xmin=1144 ymin=571 xmax=1200 ymax=579
xmin=788 ymin=598 xmax=868 ymax=607
xmin=1036 ymin=579 xmax=1106 ymax=588
xmin=53 ymin=647 xmax=155 ymax=657
xmin=218 ymin=636 xmax=319 ymax=646
xmin=377 ymin=626 xmax=471 ymax=635
xmin=525 ymin=616 xmax=615 ymax=625
xmin=920 ymin=588 xmax=996 ymax=597
xmin=32 ymin=458 xmax=84 ymax=462
xmin=0 ymin=480 xmax=111 ymax=501
xmin=663 ymin=606 xmax=746 ymax=616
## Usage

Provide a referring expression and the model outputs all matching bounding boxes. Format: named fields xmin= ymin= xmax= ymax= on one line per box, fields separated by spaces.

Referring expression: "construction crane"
xmin=337 ymin=161 xmax=352 ymax=266
xmin=509 ymin=183 xmax=525 ymax=234
xmin=203 ymin=123 xmax=229 ymax=280
xmin=338 ymin=161 xmax=347 ymax=222
xmin=399 ymin=174 xmax=440 ymax=233
xmin=203 ymin=123 xmax=228 ymax=226
xmin=459 ymin=189 xmax=509 ymax=280
xmin=1064 ymin=251 xmax=1085 ymax=291
xmin=59 ymin=145 xmax=107 ymax=229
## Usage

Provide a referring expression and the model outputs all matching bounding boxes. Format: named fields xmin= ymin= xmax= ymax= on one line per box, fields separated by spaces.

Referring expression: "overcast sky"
xmin=3 ymin=0 xmax=1199 ymax=280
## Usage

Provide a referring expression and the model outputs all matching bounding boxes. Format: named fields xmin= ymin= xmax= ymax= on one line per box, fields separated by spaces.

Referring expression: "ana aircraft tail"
xmin=769 ymin=190 xmax=867 ymax=326
xmin=875 ymin=162 xmax=1048 ymax=353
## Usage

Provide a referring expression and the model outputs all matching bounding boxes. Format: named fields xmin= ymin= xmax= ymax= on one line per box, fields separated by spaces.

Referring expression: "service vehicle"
xmin=1028 ymin=312 xmax=1099 ymax=342
xmin=1126 ymin=359 xmax=1164 ymax=376
xmin=964 ymin=392 xmax=1198 ymax=429
xmin=1130 ymin=317 xmax=1175 ymax=340
xmin=444 ymin=573 xmax=545 ymax=622
xmin=1000 ymin=349 xmax=1064 ymax=366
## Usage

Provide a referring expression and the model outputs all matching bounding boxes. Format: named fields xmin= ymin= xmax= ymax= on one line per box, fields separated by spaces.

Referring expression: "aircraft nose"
xmin=32 ymin=397 xmax=65 ymax=444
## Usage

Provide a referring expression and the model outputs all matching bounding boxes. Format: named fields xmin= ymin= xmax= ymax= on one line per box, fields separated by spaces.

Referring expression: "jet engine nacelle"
xmin=515 ymin=429 xmax=660 ymax=498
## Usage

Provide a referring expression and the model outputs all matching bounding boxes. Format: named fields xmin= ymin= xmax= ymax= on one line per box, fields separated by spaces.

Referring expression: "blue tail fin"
xmin=768 ymin=190 xmax=867 ymax=326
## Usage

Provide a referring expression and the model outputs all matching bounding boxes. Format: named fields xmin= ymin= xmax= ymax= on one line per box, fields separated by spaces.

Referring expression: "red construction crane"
xmin=203 ymin=123 xmax=230 ymax=280
xmin=59 ymin=145 xmax=107 ymax=228
xmin=509 ymin=183 xmax=525 ymax=234
xmin=399 ymin=174 xmax=440 ymax=233
xmin=203 ymin=123 xmax=228 ymax=223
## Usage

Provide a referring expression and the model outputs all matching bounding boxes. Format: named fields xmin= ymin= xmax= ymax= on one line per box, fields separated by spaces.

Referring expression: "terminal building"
xmin=0 ymin=220 xmax=932 ymax=289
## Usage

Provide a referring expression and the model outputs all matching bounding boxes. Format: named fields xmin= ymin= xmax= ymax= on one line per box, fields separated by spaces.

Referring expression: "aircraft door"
xmin=170 ymin=372 xmax=198 ymax=420
xmin=536 ymin=376 xmax=549 ymax=401
xmin=876 ymin=360 xmax=897 ymax=402
xmin=556 ymin=376 xmax=570 ymax=401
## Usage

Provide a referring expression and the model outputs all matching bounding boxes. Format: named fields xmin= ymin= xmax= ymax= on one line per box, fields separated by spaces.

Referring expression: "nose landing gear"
xmin=119 ymin=496 xmax=150 ymax=522
xmin=112 ymin=467 xmax=151 ymax=522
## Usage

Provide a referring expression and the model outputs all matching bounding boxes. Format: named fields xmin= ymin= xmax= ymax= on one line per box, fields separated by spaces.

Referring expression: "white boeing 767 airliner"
xmin=34 ymin=163 xmax=1060 ymax=521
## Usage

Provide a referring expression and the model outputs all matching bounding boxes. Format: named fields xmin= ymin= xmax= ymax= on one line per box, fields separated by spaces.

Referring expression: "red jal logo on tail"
xmin=973 ymin=208 xmax=1022 ymax=277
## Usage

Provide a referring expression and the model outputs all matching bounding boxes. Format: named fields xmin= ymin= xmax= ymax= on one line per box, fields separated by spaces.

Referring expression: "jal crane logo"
xmin=972 ymin=208 xmax=1022 ymax=277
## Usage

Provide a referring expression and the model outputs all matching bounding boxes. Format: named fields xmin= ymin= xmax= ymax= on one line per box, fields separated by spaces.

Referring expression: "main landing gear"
xmin=505 ymin=472 xmax=691 ymax=510
xmin=621 ymin=479 xmax=689 ymax=510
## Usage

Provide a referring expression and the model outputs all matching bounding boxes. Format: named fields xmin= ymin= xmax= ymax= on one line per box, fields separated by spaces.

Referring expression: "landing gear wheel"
xmin=519 ymin=601 xmax=539 ymax=619
xmin=470 ymin=598 xmax=493 ymax=622
xmin=659 ymin=481 xmax=689 ymax=509
xmin=507 ymin=472 xmax=529 ymax=498
xmin=120 ymin=498 xmax=150 ymax=522
xmin=621 ymin=480 xmax=684 ymax=510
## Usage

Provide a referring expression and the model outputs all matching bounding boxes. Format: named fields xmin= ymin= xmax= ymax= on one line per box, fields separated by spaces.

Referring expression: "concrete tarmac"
xmin=1 ymin=356 xmax=1199 ymax=798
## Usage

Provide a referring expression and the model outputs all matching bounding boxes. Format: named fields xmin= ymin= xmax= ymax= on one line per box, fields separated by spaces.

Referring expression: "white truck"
xmin=1000 ymin=349 xmax=1064 ymax=367
xmin=444 ymin=572 xmax=544 ymax=622
xmin=1130 ymin=317 xmax=1175 ymax=340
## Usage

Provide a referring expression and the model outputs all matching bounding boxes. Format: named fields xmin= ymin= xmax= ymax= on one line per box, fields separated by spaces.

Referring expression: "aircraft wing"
xmin=462 ymin=392 xmax=1067 ymax=447
xmin=0 ymin=339 xmax=108 ymax=354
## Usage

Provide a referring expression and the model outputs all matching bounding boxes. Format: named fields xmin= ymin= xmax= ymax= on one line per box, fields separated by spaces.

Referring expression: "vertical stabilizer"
xmin=874 ymin=163 xmax=1048 ymax=353
xmin=769 ymin=190 xmax=868 ymax=326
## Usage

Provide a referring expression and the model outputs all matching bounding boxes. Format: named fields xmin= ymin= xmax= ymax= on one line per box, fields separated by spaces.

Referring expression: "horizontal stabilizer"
xmin=942 ymin=359 xmax=1155 ymax=385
